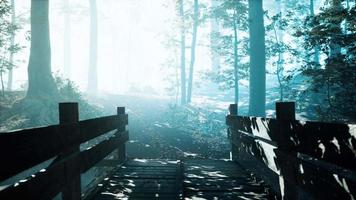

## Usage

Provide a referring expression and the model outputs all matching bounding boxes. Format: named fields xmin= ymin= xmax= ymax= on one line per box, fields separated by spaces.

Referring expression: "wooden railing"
xmin=227 ymin=102 xmax=356 ymax=200
xmin=0 ymin=102 xmax=129 ymax=200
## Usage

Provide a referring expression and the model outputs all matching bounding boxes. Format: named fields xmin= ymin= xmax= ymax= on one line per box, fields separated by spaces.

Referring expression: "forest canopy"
xmin=0 ymin=0 xmax=355 ymax=132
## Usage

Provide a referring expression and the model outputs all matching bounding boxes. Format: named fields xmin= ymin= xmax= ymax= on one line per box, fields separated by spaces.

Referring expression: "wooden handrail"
xmin=227 ymin=102 xmax=356 ymax=200
xmin=0 ymin=102 xmax=129 ymax=200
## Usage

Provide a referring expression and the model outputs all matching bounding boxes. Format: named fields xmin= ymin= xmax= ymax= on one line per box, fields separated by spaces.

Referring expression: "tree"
xmin=248 ymin=0 xmax=266 ymax=117
xmin=309 ymin=0 xmax=320 ymax=65
xmin=178 ymin=0 xmax=187 ymax=105
xmin=0 ymin=0 xmax=19 ymax=96
xmin=210 ymin=0 xmax=220 ymax=71
xmin=206 ymin=0 xmax=248 ymax=108
xmin=6 ymin=0 xmax=15 ymax=91
xmin=297 ymin=0 xmax=356 ymax=122
xmin=63 ymin=0 xmax=71 ymax=79
xmin=87 ymin=0 xmax=98 ymax=94
xmin=26 ymin=0 xmax=58 ymax=98
xmin=187 ymin=0 xmax=199 ymax=103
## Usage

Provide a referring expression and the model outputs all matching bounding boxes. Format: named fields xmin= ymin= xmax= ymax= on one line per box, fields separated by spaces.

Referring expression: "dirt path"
xmin=89 ymin=94 xmax=230 ymax=159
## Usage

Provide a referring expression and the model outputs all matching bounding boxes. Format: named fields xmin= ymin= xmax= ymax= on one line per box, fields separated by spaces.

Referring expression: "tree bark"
xmin=179 ymin=0 xmax=187 ymax=105
xmin=7 ymin=0 xmax=15 ymax=91
xmin=233 ymin=8 xmax=239 ymax=106
xmin=87 ymin=0 xmax=98 ymax=94
xmin=63 ymin=0 xmax=71 ymax=79
xmin=210 ymin=0 xmax=220 ymax=71
xmin=310 ymin=0 xmax=320 ymax=65
xmin=26 ymin=0 xmax=58 ymax=98
xmin=248 ymin=0 xmax=266 ymax=117
xmin=329 ymin=0 xmax=342 ymax=59
xmin=187 ymin=0 xmax=198 ymax=103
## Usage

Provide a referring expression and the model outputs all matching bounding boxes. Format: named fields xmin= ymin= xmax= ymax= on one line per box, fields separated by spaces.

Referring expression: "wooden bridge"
xmin=0 ymin=102 xmax=355 ymax=199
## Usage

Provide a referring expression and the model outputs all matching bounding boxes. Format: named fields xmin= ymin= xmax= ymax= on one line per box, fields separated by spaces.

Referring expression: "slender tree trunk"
xmin=179 ymin=0 xmax=186 ymax=105
xmin=273 ymin=24 xmax=283 ymax=101
xmin=310 ymin=0 xmax=320 ymax=65
xmin=329 ymin=0 xmax=342 ymax=59
xmin=210 ymin=0 xmax=219 ymax=71
xmin=63 ymin=0 xmax=71 ymax=79
xmin=87 ymin=0 xmax=98 ymax=94
xmin=248 ymin=0 xmax=266 ymax=117
xmin=187 ymin=0 xmax=198 ymax=103
xmin=26 ymin=0 xmax=58 ymax=98
xmin=233 ymin=9 xmax=239 ymax=105
xmin=1 ymin=71 xmax=4 ymax=97
xmin=7 ymin=0 xmax=15 ymax=91
xmin=277 ymin=1 xmax=284 ymax=101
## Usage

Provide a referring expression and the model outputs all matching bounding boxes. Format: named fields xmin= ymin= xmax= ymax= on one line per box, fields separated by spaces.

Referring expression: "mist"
xmin=0 ymin=0 xmax=355 ymax=199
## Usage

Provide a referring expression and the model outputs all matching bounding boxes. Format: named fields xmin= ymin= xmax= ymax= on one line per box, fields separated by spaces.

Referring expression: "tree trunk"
xmin=329 ymin=0 xmax=342 ymax=59
xmin=26 ymin=0 xmax=58 ymax=98
xmin=248 ymin=0 xmax=266 ymax=117
xmin=276 ymin=0 xmax=284 ymax=101
xmin=210 ymin=0 xmax=220 ymax=71
xmin=310 ymin=0 xmax=320 ymax=65
xmin=7 ymin=0 xmax=15 ymax=91
xmin=63 ymin=0 xmax=71 ymax=79
xmin=87 ymin=0 xmax=98 ymax=94
xmin=233 ymin=9 xmax=239 ymax=106
xmin=179 ymin=0 xmax=187 ymax=105
xmin=187 ymin=0 xmax=198 ymax=103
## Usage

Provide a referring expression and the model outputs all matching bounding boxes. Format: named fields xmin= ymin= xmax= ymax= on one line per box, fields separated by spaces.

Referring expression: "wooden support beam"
xmin=59 ymin=102 xmax=81 ymax=200
xmin=117 ymin=107 xmax=127 ymax=163
xmin=275 ymin=101 xmax=298 ymax=200
xmin=276 ymin=102 xmax=295 ymax=120
xmin=228 ymin=104 xmax=238 ymax=162
xmin=229 ymin=104 xmax=238 ymax=115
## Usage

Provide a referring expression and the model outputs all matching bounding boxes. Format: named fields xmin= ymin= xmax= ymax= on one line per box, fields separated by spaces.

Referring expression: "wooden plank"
xmin=0 ymin=123 xmax=78 ymax=182
xmin=58 ymin=102 xmax=81 ymax=200
xmin=79 ymin=114 xmax=128 ymax=142
xmin=92 ymin=159 xmax=181 ymax=200
xmin=0 ymin=114 xmax=128 ymax=182
xmin=185 ymin=191 xmax=270 ymax=200
xmin=275 ymin=149 xmax=356 ymax=199
xmin=183 ymin=159 xmax=273 ymax=199
xmin=0 ymin=132 xmax=129 ymax=200
xmin=80 ymin=131 xmax=129 ymax=173
xmin=227 ymin=115 xmax=356 ymax=170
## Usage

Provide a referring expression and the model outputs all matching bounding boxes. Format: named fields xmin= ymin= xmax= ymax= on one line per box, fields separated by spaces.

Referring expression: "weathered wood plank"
xmin=79 ymin=114 xmax=128 ymax=142
xmin=0 ymin=132 xmax=128 ymax=200
xmin=92 ymin=159 xmax=181 ymax=200
xmin=227 ymin=115 xmax=356 ymax=170
xmin=0 ymin=124 xmax=77 ymax=182
xmin=0 ymin=114 xmax=128 ymax=182
xmin=80 ymin=131 xmax=129 ymax=172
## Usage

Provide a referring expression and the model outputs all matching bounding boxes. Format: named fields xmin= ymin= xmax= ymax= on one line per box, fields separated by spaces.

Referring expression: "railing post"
xmin=229 ymin=103 xmax=238 ymax=115
xmin=117 ymin=107 xmax=126 ymax=163
xmin=59 ymin=102 xmax=81 ymax=200
xmin=276 ymin=102 xmax=295 ymax=120
xmin=228 ymin=104 xmax=238 ymax=161
xmin=275 ymin=102 xmax=298 ymax=200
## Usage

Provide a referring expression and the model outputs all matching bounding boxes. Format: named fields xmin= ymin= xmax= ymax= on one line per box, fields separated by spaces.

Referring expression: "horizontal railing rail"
xmin=227 ymin=102 xmax=356 ymax=200
xmin=0 ymin=102 xmax=129 ymax=200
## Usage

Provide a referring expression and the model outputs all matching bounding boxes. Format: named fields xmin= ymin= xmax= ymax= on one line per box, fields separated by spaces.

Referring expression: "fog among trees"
xmin=0 ymin=0 xmax=355 ymax=180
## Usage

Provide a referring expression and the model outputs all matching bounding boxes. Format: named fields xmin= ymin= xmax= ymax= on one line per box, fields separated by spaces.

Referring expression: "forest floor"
xmin=0 ymin=91 xmax=231 ymax=159
xmin=89 ymin=93 xmax=231 ymax=160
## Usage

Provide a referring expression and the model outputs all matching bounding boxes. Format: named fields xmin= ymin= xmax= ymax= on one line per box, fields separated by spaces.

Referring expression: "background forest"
xmin=0 ymin=0 xmax=355 ymax=159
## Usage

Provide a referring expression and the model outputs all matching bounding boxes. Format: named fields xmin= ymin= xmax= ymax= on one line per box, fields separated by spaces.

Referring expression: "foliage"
xmin=206 ymin=0 xmax=249 ymax=90
xmin=162 ymin=104 xmax=229 ymax=158
xmin=54 ymin=74 xmax=105 ymax=120
xmin=264 ymin=7 xmax=303 ymax=102
xmin=296 ymin=1 xmax=356 ymax=122
xmin=0 ymin=0 xmax=21 ymax=96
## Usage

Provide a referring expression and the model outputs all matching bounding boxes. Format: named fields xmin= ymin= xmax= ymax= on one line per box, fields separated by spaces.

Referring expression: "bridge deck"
xmin=90 ymin=159 xmax=271 ymax=200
